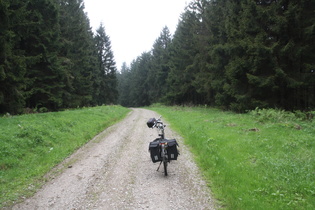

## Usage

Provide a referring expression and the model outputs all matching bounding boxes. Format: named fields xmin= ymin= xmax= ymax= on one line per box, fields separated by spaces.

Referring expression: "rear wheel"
xmin=163 ymin=156 xmax=168 ymax=176
xmin=160 ymin=142 xmax=168 ymax=176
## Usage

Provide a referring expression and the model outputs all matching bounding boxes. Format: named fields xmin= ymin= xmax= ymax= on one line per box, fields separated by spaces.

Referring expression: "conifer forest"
xmin=1 ymin=0 xmax=315 ymax=114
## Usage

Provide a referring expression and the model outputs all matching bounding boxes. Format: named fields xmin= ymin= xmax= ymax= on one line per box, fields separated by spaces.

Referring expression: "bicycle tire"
xmin=163 ymin=157 xmax=168 ymax=176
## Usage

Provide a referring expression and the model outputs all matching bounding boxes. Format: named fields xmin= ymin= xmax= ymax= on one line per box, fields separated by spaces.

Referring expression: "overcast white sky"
xmin=84 ymin=0 xmax=188 ymax=70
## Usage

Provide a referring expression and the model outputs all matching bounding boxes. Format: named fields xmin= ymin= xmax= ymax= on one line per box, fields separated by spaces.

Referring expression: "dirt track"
xmin=12 ymin=108 xmax=216 ymax=209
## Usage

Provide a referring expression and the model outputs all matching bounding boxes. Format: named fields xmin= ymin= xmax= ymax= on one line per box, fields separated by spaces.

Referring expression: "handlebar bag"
xmin=149 ymin=141 xmax=162 ymax=163
xmin=147 ymin=118 xmax=156 ymax=128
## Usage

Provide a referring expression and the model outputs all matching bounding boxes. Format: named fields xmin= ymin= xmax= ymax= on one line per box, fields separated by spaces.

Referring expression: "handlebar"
xmin=146 ymin=116 xmax=165 ymax=129
xmin=147 ymin=116 xmax=166 ymax=139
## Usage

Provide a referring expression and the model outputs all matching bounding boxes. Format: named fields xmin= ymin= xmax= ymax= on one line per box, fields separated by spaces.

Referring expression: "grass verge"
xmin=149 ymin=105 xmax=315 ymax=210
xmin=0 ymin=105 xmax=130 ymax=207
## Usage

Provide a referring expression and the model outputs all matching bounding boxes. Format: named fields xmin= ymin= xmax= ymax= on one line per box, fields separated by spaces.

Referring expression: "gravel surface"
xmin=12 ymin=108 xmax=216 ymax=209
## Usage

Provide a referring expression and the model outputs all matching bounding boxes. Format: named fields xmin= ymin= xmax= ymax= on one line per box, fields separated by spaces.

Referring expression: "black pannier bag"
xmin=147 ymin=118 xmax=156 ymax=128
xmin=166 ymin=139 xmax=179 ymax=160
xmin=149 ymin=141 xmax=161 ymax=163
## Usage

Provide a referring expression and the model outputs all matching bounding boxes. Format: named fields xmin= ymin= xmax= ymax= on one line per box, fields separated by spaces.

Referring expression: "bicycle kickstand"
xmin=157 ymin=161 xmax=162 ymax=171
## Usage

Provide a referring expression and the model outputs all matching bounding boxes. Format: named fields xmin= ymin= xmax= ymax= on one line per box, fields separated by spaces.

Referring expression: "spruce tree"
xmin=116 ymin=0 xmax=315 ymax=111
xmin=147 ymin=27 xmax=172 ymax=103
xmin=167 ymin=7 xmax=201 ymax=105
xmin=117 ymin=62 xmax=131 ymax=106
xmin=221 ymin=0 xmax=280 ymax=111
xmin=0 ymin=0 xmax=29 ymax=114
xmin=195 ymin=0 xmax=231 ymax=107
xmin=272 ymin=0 xmax=315 ymax=109
xmin=0 ymin=0 xmax=65 ymax=113
xmin=94 ymin=24 xmax=118 ymax=105
xmin=129 ymin=52 xmax=152 ymax=107
xmin=22 ymin=0 xmax=64 ymax=111
xmin=58 ymin=0 xmax=96 ymax=107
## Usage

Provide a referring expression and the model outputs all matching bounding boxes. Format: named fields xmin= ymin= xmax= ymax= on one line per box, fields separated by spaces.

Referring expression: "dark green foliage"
xmin=117 ymin=26 xmax=172 ymax=107
xmin=118 ymin=0 xmax=315 ymax=111
xmin=23 ymin=0 xmax=64 ymax=111
xmin=122 ymin=52 xmax=152 ymax=107
xmin=0 ymin=0 xmax=118 ymax=114
xmin=58 ymin=0 xmax=96 ymax=108
xmin=0 ymin=0 xmax=29 ymax=114
xmin=167 ymin=7 xmax=203 ymax=105
xmin=148 ymin=26 xmax=172 ymax=103
xmin=93 ymin=24 xmax=118 ymax=105
xmin=117 ymin=62 xmax=131 ymax=107
xmin=1 ymin=0 xmax=314 ymax=113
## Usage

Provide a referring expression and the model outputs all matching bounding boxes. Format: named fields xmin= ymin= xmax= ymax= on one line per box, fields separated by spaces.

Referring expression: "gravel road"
xmin=12 ymin=108 xmax=216 ymax=209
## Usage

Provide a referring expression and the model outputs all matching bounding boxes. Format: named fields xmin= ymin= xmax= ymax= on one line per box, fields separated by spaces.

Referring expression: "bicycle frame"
xmin=148 ymin=116 xmax=179 ymax=176
xmin=150 ymin=117 xmax=168 ymax=176
xmin=154 ymin=118 xmax=165 ymax=139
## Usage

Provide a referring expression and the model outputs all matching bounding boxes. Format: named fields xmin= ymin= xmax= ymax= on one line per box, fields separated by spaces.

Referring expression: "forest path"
xmin=13 ymin=108 xmax=216 ymax=209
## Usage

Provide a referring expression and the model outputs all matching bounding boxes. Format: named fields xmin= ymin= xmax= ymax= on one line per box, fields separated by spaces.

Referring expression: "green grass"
xmin=0 ymin=105 xmax=130 ymax=207
xmin=149 ymin=105 xmax=315 ymax=210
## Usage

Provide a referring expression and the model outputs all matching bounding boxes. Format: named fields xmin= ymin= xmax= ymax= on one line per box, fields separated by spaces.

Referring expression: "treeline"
xmin=117 ymin=0 xmax=315 ymax=112
xmin=0 ymin=0 xmax=117 ymax=114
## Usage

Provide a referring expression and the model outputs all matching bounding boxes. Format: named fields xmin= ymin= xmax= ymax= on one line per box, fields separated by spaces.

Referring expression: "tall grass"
xmin=150 ymin=106 xmax=315 ymax=209
xmin=0 ymin=105 xmax=130 ymax=207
